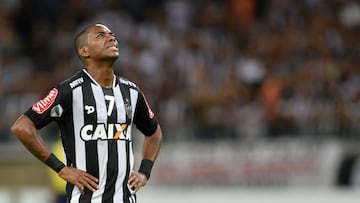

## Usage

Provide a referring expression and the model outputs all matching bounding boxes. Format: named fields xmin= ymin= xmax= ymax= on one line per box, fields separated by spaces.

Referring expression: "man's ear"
xmin=79 ymin=47 xmax=90 ymax=58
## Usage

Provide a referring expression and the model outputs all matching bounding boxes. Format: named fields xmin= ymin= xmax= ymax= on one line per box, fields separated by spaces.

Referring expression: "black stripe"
xmin=123 ymin=141 xmax=131 ymax=203
xmin=60 ymin=88 xmax=76 ymax=202
xmin=59 ymin=96 xmax=76 ymax=167
xmin=65 ymin=183 xmax=74 ymax=203
xmin=102 ymin=88 xmax=118 ymax=203
xmin=79 ymin=81 xmax=99 ymax=203
xmin=130 ymin=193 xmax=137 ymax=203
xmin=102 ymin=140 xmax=118 ymax=202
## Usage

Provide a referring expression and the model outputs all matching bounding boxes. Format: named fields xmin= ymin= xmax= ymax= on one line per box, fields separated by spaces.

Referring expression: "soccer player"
xmin=11 ymin=23 xmax=162 ymax=203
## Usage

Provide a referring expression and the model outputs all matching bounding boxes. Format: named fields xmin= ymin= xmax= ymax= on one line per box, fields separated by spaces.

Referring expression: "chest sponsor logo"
xmin=32 ymin=88 xmax=58 ymax=114
xmin=80 ymin=123 xmax=130 ymax=141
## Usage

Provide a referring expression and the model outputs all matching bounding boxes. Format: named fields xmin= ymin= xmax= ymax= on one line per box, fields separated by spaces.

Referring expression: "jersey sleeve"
xmin=133 ymin=91 xmax=158 ymax=136
xmin=25 ymin=85 xmax=68 ymax=129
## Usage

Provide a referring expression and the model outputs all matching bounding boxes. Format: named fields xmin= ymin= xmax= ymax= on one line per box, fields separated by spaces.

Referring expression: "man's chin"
xmin=100 ymin=54 xmax=119 ymax=63
xmin=108 ymin=53 xmax=119 ymax=60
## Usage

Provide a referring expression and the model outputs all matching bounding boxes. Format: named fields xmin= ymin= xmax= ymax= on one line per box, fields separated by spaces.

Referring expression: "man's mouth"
xmin=107 ymin=45 xmax=119 ymax=51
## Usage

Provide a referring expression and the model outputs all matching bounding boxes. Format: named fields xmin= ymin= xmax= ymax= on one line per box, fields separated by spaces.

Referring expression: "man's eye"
xmin=97 ymin=33 xmax=104 ymax=37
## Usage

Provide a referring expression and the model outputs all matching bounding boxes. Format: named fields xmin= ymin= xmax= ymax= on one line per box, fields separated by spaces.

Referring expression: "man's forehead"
xmin=88 ymin=24 xmax=112 ymax=33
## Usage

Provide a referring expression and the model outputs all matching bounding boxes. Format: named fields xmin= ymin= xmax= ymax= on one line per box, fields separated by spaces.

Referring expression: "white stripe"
xmin=92 ymin=83 xmax=107 ymax=123
xmin=113 ymin=85 xmax=139 ymax=202
xmin=71 ymin=87 xmax=85 ymax=202
xmin=113 ymin=85 xmax=126 ymax=124
xmin=130 ymin=194 xmax=136 ymax=203
xmin=112 ymin=75 xmax=117 ymax=88
xmin=91 ymin=83 xmax=108 ymax=202
xmin=114 ymin=141 xmax=126 ymax=202
xmin=115 ymin=88 xmax=138 ymax=202
xmin=113 ymin=84 xmax=126 ymax=202
xmin=128 ymin=89 xmax=138 ymax=168
xmin=128 ymin=89 xmax=139 ymax=140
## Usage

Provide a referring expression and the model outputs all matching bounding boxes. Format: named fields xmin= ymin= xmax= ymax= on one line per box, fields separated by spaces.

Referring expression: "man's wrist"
xmin=45 ymin=153 xmax=65 ymax=173
xmin=138 ymin=159 xmax=154 ymax=180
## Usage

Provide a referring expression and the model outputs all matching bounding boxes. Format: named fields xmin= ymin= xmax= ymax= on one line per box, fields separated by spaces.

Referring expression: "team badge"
xmin=124 ymin=98 xmax=132 ymax=119
xmin=50 ymin=104 xmax=64 ymax=117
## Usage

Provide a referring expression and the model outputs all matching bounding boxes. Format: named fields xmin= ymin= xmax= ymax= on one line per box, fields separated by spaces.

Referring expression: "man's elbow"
xmin=10 ymin=115 xmax=34 ymax=138
xmin=11 ymin=118 xmax=20 ymax=132
xmin=146 ymin=125 xmax=161 ymax=142
xmin=152 ymin=125 xmax=163 ymax=144
xmin=11 ymin=120 xmax=24 ymax=138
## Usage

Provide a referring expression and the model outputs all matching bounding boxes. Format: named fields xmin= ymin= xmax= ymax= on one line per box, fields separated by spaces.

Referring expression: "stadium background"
xmin=0 ymin=0 xmax=360 ymax=202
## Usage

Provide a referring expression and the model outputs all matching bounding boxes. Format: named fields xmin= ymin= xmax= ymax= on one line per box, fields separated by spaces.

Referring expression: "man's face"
xmin=85 ymin=24 xmax=119 ymax=61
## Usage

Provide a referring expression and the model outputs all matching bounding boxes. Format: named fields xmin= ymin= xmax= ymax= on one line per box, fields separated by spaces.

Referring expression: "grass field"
xmin=139 ymin=186 xmax=360 ymax=203
xmin=0 ymin=186 xmax=359 ymax=203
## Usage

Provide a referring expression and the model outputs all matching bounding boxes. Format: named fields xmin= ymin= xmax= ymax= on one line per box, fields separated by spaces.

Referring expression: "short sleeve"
xmin=133 ymin=92 xmax=158 ymax=136
xmin=25 ymin=86 xmax=67 ymax=129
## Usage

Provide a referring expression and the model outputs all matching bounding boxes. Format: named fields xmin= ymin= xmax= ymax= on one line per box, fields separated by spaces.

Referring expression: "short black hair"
xmin=74 ymin=24 xmax=93 ymax=55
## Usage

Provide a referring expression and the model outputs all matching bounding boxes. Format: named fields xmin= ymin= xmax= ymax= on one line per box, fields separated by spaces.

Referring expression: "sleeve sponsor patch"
xmin=32 ymin=88 xmax=59 ymax=114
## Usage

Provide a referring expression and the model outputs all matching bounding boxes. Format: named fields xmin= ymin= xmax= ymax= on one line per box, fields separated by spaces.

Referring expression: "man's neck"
xmin=85 ymin=65 xmax=115 ymax=88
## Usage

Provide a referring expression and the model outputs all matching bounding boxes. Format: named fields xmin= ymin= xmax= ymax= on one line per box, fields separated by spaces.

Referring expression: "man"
xmin=11 ymin=23 xmax=162 ymax=203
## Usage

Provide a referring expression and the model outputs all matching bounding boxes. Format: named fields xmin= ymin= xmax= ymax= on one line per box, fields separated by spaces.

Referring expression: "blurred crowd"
xmin=0 ymin=0 xmax=360 ymax=142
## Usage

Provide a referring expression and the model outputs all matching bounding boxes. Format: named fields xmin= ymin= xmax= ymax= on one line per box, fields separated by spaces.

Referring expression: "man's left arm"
xmin=128 ymin=125 xmax=162 ymax=192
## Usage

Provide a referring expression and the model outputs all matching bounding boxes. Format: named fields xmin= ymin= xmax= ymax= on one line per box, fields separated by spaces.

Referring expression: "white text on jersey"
xmin=69 ymin=77 xmax=84 ymax=88
xmin=80 ymin=123 xmax=129 ymax=141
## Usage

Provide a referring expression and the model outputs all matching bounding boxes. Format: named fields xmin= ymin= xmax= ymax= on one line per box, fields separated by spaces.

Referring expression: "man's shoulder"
xmin=117 ymin=76 xmax=139 ymax=90
xmin=59 ymin=70 xmax=86 ymax=90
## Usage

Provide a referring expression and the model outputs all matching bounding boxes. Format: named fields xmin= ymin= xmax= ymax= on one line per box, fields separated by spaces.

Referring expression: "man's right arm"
xmin=11 ymin=115 xmax=52 ymax=162
xmin=11 ymin=115 xmax=99 ymax=194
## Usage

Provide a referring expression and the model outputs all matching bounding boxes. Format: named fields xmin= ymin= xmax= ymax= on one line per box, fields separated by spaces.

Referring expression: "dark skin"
xmin=11 ymin=24 xmax=162 ymax=194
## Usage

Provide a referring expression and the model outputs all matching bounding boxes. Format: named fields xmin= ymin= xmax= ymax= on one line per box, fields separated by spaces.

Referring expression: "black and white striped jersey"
xmin=25 ymin=69 xmax=158 ymax=203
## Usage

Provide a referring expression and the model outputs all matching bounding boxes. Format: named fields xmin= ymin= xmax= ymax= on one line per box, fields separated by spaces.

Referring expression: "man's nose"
xmin=108 ymin=34 xmax=116 ymax=41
